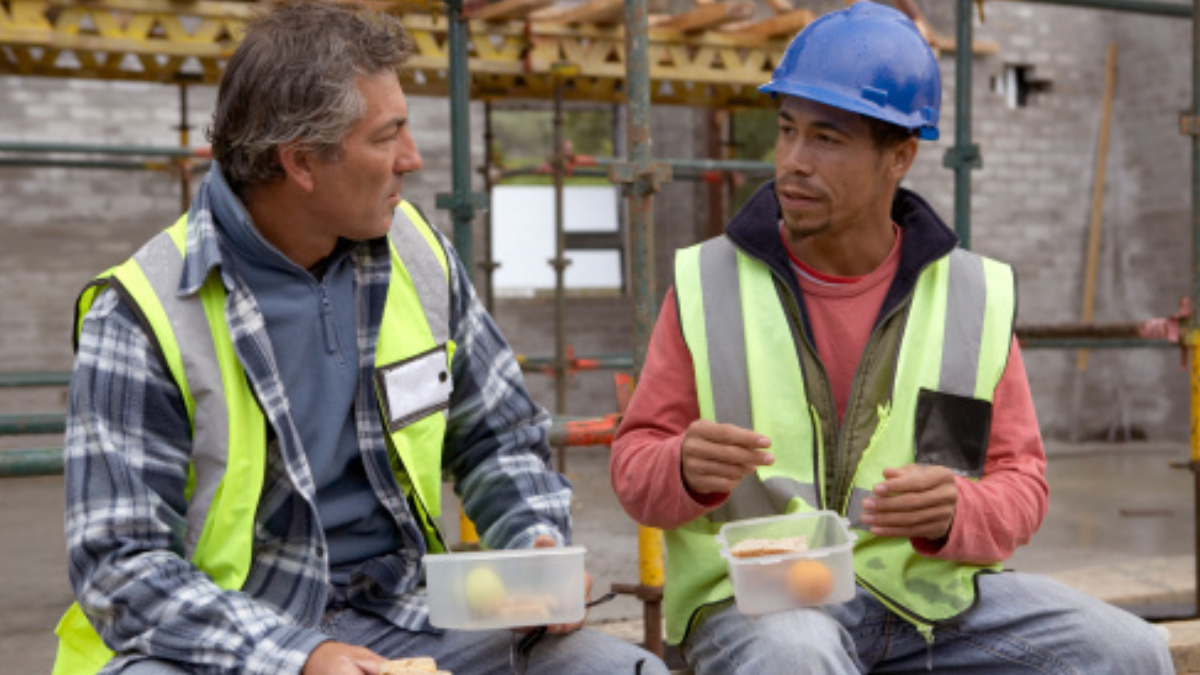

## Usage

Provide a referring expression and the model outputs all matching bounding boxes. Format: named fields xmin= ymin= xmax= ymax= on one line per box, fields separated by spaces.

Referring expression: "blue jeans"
xmin=118 ymin=605 xmax=668 ymax=675
xmin=682 ymin=572 xmax=1172 ymax=674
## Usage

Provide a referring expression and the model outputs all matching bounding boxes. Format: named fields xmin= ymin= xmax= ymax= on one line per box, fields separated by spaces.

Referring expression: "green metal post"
xmin=481 ymin=101 xmax=498 ymax=313
xmin=614 ymin=0 xmax=672 ymax=659
xmin=945 ymin=0 xmax=981 ymax=249
xmin=0 ymin=372 xmax=71 ymax=387
xmin=436 ymin=0 xmax=487 ymax=283
xmin=627 ymin=0 xmax=654 ymax=376
xmin=0 ymin=158 xmax=182 ymax=171
xmin=0 ymin=414 xmax=65 ymax=435
xmin=615 ymin=0 xmax=671 ymax=378
xmin=552 ymin=82 xmax=571 ymax=471
xmin=0 ymin=449 xmax=64 ymax=478
xmin=1011 ymin=0 xmax=1190 ymax=17
xmin=592 ymin=157 xmax=772 ymax=174
xmin=0 ymin=142 xmax=200 ymax=156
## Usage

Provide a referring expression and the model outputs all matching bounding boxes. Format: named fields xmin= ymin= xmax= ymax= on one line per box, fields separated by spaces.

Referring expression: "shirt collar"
xmin=178 ymin=164 xmax=236 ymax=297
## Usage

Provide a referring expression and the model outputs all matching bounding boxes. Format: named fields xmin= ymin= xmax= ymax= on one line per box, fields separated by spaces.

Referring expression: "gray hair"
xmin=208 ymin=1 xmax=414 ymax=196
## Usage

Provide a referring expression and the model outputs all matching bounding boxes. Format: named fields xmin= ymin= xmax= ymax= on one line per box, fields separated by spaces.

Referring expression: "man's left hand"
xmin=861 ymin=464 xmax=958 ymax=541
xmin=531 ymin=534 xmax=590 ymax=635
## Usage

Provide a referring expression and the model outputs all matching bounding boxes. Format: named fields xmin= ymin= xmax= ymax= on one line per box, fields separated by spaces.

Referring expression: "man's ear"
xmin=278 ymin=141 xmax=316 ymax=193
xmin=887 ymin=136 xmax=920 ymax=182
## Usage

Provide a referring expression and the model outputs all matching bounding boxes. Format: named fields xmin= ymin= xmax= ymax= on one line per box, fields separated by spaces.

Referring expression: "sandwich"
xmin=729 ymin=535 xmax=808 ymax=558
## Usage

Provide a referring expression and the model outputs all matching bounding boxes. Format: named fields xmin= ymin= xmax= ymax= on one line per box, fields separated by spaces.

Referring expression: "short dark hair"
xmin=208 ymin=1 xmax=414 ymax=195
xmin=863 ymin=115 xmax=918 ymax=150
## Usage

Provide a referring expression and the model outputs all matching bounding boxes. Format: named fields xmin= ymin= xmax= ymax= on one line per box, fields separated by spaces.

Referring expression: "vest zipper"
xmin=856 ymin=574 xmax=938 ymax=669
xmin=768 ymin=264 xmax=912 ymax=514
xmin=919 ymin=623 xmax=935 ymax=671
xmin=761 ymin=258 xmax=924 ymax=514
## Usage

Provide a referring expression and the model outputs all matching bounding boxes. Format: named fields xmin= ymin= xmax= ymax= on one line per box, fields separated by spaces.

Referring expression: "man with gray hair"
xmin=54 ymin=2 xmax=667 ymax=674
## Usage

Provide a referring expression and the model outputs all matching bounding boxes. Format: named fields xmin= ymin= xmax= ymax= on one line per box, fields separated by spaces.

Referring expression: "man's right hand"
xmin=302 ymin=641 xmax=386 ymax=675
xmin=680 ymin=420 xmax=773 ymax=495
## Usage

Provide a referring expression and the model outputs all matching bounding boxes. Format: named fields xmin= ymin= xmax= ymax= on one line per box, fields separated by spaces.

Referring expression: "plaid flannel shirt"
xmin=63 ymin=170 xmax=572 ymax=675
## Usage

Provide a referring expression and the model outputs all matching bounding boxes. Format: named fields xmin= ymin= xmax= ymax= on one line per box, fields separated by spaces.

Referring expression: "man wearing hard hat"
xmin=611 ymin=2 xmax=1173 ymax=673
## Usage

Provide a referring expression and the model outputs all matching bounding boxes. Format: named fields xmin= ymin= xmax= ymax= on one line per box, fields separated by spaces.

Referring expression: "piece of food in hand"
xmin=464 ymin=566 xmax=507 ymax=617
xmin=785 ymin=559 xmax=835 ymax=604
xmin=729 ymin=535 xmax=808 ymax=558
xmin=379 ymin=657 xmax=445 ymax=674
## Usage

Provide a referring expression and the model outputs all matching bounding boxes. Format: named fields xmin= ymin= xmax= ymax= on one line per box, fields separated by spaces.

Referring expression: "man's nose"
xmin=396 ymin=134 xmax=423 ymax=173
xmin=779 ymin=140 xmax=815 ymax=176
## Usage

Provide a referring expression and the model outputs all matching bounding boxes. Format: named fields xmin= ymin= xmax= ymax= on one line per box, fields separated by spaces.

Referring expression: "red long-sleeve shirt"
xmin=611 ymin=242 xmax=1049 ymax=564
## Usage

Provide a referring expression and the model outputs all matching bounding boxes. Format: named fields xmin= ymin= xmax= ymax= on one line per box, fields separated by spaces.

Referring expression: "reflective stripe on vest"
xmin=54 ymin=201 xmax=452 ymax=675
xmin=666 ymin=237 xmax=1014 ymax=644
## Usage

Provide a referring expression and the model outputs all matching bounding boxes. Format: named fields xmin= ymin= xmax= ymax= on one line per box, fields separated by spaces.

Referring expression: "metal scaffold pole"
xmin=481 ymin=101 xmax=498 ymax=313
xmin=437 ymin=0 xmax=488 ymax=282
xmin=177 ymin=83 xmax=192 ymax=213
xmin=552 ymin=82 xmax=571 ymax=472
xmin=1189 ymin=0 xmax=1200 ymax=619
xmin=1009 ymin=0 xmax=1190 ymax=16
xmin=607 ymin=0 xmax=672 ymax=658
xmin=946 ymin=0 xmax=981 ymax=248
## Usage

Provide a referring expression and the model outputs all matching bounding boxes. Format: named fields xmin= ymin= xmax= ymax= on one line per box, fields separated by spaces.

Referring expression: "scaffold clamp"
xmin=942 ymin=143 xmax=982 ymax=170
xmin=436 ymin=191 xmax=490 ymax=220
xmin=608 ymin=161 xmax=673 ymax=197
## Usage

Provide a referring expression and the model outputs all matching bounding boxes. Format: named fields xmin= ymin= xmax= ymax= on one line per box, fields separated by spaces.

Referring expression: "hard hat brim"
xmin=759 ymin=81 xmax=939 ymax=142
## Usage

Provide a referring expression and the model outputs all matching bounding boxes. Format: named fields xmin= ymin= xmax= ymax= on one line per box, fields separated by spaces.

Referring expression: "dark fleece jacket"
xmin=720 ymin=180 xmax=960 ymax=347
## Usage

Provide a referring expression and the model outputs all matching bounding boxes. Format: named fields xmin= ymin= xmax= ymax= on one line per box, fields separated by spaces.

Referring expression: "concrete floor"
xmin=2 ymin=441 xmax=1197 ymax=674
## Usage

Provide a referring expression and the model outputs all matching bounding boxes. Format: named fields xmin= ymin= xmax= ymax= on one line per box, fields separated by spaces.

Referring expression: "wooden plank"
xmin=719 ymin=8 xmax=813 ymax=38
xmin=1077 ymin=43 xmax=1119 ymax=372
xmin=889 ymin=0 xmax=1001 ymax=56
xmin=531 ymin=0 xmax=623 ymax=25
xmin=929 ymin=35 xmax=1001 ymax=56
xmin=895 ymin=0 xmax=936 ymax=44
xmin=467 ymin=0 xmax=555 ymax=22
xmin=652 ymin=1 xmax=754 ymax=33
xmin=761 ymin=0 xmax=793 ymax=14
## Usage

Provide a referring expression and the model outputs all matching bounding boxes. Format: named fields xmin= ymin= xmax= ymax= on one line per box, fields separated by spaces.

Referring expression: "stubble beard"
xmin=783 ymin=214 xmax=830 ymax=243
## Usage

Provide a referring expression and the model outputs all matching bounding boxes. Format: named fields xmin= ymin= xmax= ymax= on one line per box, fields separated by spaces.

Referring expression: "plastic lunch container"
xmin=423 ymin=546 xmax=586 ymax=630
xmin=716 ymin=511 xmax=857 ymax=615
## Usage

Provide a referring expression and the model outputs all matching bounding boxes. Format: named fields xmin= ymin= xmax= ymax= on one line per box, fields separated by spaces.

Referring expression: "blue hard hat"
xmin=759 ymin=1 xmax=942 ymax=141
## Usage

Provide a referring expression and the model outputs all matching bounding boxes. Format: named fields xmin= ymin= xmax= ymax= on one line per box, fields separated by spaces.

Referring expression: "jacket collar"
xmin=723 ymin=179 xmax=959 ymax=340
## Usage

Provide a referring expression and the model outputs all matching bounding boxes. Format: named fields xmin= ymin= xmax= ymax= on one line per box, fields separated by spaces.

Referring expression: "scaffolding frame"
xmin=3 ymin=0 xmax=1200 ymax=655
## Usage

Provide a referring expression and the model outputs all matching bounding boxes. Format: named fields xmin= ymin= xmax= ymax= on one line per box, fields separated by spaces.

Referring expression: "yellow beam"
xmin=1 ymin=0 xmax=790 ymax=107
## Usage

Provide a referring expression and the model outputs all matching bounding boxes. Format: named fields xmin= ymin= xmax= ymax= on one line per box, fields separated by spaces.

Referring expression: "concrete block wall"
xmin=0 ymin=76 xmax=469 ymax=400
xmin=904 ymin=4 xmax=1192 ymax=440
xmin=0 ymin=78 xmax=212 ymax=381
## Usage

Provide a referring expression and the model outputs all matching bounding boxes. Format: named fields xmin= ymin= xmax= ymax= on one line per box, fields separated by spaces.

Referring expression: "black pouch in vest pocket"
xmin=913 ymin=388 xmax=991 ymax=478
xmin=375 ymin=344 xmax=453 ymax=432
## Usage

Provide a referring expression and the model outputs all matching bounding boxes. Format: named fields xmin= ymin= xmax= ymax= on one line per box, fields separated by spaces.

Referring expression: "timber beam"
xmin=0 ymin=0 xmax=791 ymax=107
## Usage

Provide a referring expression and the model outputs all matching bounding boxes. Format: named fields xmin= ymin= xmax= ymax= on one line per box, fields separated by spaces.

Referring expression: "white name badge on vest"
xmin=376 ymin=344 xmax=454 ymax=431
